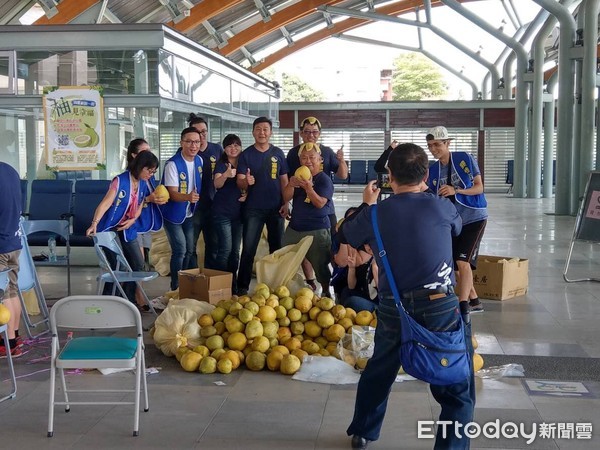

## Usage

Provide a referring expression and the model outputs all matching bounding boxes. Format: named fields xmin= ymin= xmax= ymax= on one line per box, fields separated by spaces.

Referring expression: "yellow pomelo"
xmin=211 ymin=306 xmax=227 ymax=323
xmin=291 ymin=348 xmax=309 ymax=361
xmin=356 ymin=357 xmax=369 ymax=370
xmin=255 ymin=286 xmax=271 ymax=300
xmin=0 ymin=304 xmax=10 ymax=326
xmin=355 ymin=310 xmax=374 ymax=326
xmin=304 ymin=320 xmax=322 ymax=338
xmin=257 ymin=305 xmax=277 ymax=322
xmin=251 ymin=294 xmax=266 ymax=306
xmin=266 ymin=294 xmax=279 ymax=308
xmin=274 ymin=305 xmax=287 ymax=320
xmin=274 ymin=285 xmax=290 ymax=298
xmin=154 ymin=184 xmax=170 ymax=200
xmin=277 ymin=316 xmax=291 ymax=327
xmin=245 ymin=351 xmax=267 ymax=371
xmin=211 ymin=348 xmax=226 ymax=360
xmin=337 ymin=317 xmax=354 ymax=330
xmin=200 ymin=325 xmax=217 ymax=337
xmin=245 ymin=301 xmax=259 ymax=315
xmin=345 ymin=308 xmax=357 ymax=320
xmin=180 ymin=351 xmax=203 ymax=372
xmin=199 ymin=356 xmax=217 ymax=374
xmin=294 ymin=165 xmax=312 ymax=181
xmin=227 ymin=332 xmax=247 ymax=351
xmin=324 ymin=324 xmax=345 ymax=342
xmin=266 ymin=350 xmax=285 ymax=371
xmin=197 ymin=314 xmax=214 ymax=328
xmin=295 ymin=287 xmax=314 ymax=299
xmin=271 ymin=345 xmax=290 ymax=355
xmin=255 ymin=282 xmax=270 ymax=293
xmin=206 ymin=335 xmax=224 ymax=351
xmin=331 ymin=304 xmax=346 ymax=320
xmin=277 ymin=326 xmax=292 ymax=342
xmin=192 ymin=345 xmax=210 ymax=358
xmin=175 ymin=346 xmax=191 ymax=362
xmin=221 ymin=350 xmax=241 ymax=369
xmin=262 ymin=321 xmax=278 ymax=339
xmin=308 ymin=306 xmax=321 ymax=321
xmin=290 ymin=321 xmax=304 ymax=336
xmin=287 ymin=308 xmax=302 ymax=322
xmin=280 ymin=296 xmax=295 ymax=310
xmin=317 ymin=297 xmax=335 ymax=311
xmin=472 ymin=335 xmax=479 ymax=350
xmin=280 ymin=354 xmax=302 ymax=375
xmin=295 ymin=295 xmax=313 ymax=313
xmin=284 ymin=337 xmax=302 ymax=352
xmin=317 ymin=311 xmax=335 ymax=328
xmin=225 ymin=317 xmax=244 ymax=333
xmin=238 ymin=308 xmax=254 ymax=324
xmin=217 ymin=358 xmax=233 ymax=374
xmin=245 ymin=320 xmax=264 ymax=339
xmin=473 ymin=353 xmax=484 ymax=372
xmin=314 ymin=336 xmax=328 ymax=349
xmin=251 ymin=335 xmax=271 ymax=353
xmin=229 ymin=301 xmax=243 ymax=316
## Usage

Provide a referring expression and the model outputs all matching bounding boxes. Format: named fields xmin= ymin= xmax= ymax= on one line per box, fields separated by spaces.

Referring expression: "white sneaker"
xmin=150 ymin=297 xmax=167 ymax=310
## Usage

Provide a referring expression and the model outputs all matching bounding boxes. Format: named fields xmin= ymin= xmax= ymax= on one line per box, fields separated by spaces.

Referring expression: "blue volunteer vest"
xmin=159 ymin=152 xmax=203 ymax=224
xmin=428 ymin=151 xmax=487 ymax=209
xmin=97 ymin=172 xmax=150 ymax=242
xmin=137 ymin=177 xmax=163 ymax=233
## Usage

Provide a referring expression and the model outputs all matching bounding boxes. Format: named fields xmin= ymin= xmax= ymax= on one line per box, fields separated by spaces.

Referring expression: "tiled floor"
xmin=1 ymin=192 xmax=600 ymax=449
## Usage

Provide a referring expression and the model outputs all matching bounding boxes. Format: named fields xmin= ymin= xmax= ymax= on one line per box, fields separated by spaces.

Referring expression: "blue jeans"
xmin=163 ymin=217 xmax=196 ymax=290
xmin=211 ymin=214 xmax=242 ymax=293
xmin=347 ymin=294 xmax=474 ymax=449
xmin=339 ymin=288 xmax=377 ymax=312
xmin=237 ymin=207 xmax=284 ymax=293
xmin=102 ymin=231 xmax=144 ymax=304
xmin=193 ymin=204 xmax=216 ymax=268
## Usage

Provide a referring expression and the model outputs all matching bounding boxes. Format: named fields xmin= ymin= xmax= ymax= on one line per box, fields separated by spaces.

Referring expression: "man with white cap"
xmin=426 ymin=126 xmax=487 ymax=312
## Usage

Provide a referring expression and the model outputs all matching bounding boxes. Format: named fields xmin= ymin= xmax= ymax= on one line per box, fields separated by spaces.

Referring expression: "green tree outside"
xmin=391 ymin=53 xmax=448 ymax=101
xmin=259 ymin=68 xmax=325 ymax=102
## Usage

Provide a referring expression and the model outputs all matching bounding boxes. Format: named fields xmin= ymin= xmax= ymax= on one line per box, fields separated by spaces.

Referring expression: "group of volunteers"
xmin=85 ymin=114 xmax=350 ymax=306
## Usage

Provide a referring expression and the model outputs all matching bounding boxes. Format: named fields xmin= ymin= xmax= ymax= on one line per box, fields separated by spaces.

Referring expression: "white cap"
xmin=426 ymin=126 xmax=453 ymax=141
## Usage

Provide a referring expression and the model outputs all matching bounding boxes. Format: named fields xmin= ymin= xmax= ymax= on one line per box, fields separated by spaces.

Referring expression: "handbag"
xmin=370 ymin=205 xmax=470 ymax=385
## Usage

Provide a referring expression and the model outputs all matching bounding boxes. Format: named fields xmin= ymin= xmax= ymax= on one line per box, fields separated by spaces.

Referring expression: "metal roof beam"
xmin=254 ymin=0 xmax=272 ymax=22
xmin=241 ymin=46 xmax=257 ymax=65
xmin=220 ymin=0 xmax=345 ymax=57
xmin=34 ymin=0 xmax=100 ymax=24
xmin=280 ymin=26 xmax=294 ymax=45
xmin=37 ymin=0 xmax=58 ymax=19
xmin=0 ymin=0 xmax=37 ymax=25
xmin=203 ymin=20 xmax=228 ymax=48
xmin=250 ymin=0 xmax=478 ymax=73
xmin=169 ymin=0 xmax=245 ymax=34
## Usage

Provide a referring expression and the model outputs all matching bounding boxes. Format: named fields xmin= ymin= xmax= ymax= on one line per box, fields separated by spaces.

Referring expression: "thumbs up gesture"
xmin=225 ymin=162 xmax=237 ymax=178
xmin=246 ymin=168 xmax=255 ymax=186
xmin=190 ymin=187 xmax=200 ymax=203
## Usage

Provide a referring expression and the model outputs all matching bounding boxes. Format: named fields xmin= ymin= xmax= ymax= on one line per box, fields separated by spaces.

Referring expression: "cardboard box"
xmin=178 ymin=268 xmax=232 ymax=304
xmin=472 ymin=255 xmax=529 ymax=300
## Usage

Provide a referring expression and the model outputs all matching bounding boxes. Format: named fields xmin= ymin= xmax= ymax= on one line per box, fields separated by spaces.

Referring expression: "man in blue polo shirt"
xmin=236 ymin=117 xmax=289 ymax=295
xmin=339 ymin=143 xmax=473 ymax=450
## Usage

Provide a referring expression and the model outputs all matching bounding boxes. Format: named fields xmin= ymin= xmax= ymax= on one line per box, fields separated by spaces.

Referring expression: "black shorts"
xmin=453 ymin=219 xmax=487 ymax=269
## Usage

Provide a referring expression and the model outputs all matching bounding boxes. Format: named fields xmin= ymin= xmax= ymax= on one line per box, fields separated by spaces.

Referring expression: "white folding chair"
xmin=92 ymin=232 xmax=159 ymax=316
xmin=17 ymin=220 xmax=51 ymax=338
xmin=0 ymin=269 xmax=17 ymax=403
xmin=22 ymin=219 xmax=72 ymax=296
xmin=47 ymin=295 xmax=149 ymax=437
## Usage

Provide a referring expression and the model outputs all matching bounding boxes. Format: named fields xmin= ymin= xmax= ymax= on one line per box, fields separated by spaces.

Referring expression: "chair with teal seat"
xmin=92 ymin=232 xmax=159 ymax=316
xmin=47 ymin=295 xmax=149 ymax=437
xmin=0 ymin=269 xmax=18 ymax=403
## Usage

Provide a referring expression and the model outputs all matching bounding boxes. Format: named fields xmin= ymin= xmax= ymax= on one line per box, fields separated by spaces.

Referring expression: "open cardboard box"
xmin=178 ymin=268 xmax=232 ymax=304
xmin=471 ymin=255 xmax=529 ymax=300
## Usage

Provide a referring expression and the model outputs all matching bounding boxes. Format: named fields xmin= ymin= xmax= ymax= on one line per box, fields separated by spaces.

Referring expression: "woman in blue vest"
xmin=210 ymin=134 xmax=246 ymax=294
xmin=86 ymin=151 xmax=160 ymax=308
xmin=160 ymin=127 xmax=203 ymax=290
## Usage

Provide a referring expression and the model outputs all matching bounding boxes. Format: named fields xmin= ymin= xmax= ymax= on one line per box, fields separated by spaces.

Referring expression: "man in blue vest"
xmin=0 ymin=162 xmax=24 ymax=358
xmin=160 ymin=127 xmax=203 ymax=290
xmin=426 ymin=126 xmax=487 ymax=313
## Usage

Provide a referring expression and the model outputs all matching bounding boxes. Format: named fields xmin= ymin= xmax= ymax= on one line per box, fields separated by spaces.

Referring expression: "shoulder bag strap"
xmin=370 ymin=205 xmax=410 ymax=318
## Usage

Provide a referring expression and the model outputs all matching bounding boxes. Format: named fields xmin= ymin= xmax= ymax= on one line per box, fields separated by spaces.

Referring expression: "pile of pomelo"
xmin=164 ymin=283 xmax=377 ymax=376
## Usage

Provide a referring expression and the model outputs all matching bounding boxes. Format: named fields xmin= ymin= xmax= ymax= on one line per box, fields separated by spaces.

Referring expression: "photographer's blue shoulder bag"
xmin=370 ymin=205 xmax=470 ymax=386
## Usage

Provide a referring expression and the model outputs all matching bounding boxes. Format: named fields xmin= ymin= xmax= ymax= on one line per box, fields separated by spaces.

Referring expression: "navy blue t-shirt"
xmin=0 ymin=163 xmax=22 ymax=254
xmin=198 ymin=142 xmax=224 ymax=205
xmin=290 ymin=171 xmax=334 ymax=232
xmin=212 ymin=161 xmax=243 ymax=220
xmin=341 ymin=193 xmax=461 ymax=295
xmin=288 ymin=144 xmax=339 ymax=216
xmin=237 ymin=144 xmax=288 ymax=210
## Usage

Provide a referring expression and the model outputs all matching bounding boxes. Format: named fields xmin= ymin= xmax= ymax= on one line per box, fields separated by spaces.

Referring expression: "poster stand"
xmin=563 ymin=171 xmax=600 ymax=282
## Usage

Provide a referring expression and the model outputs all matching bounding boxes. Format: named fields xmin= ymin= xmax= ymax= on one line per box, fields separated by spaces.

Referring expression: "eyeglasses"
xmin=301 ymin=116 xmax=321 ymax=130
xmin=196 ymin=130 xmax=208 ymax=136
xmin=144 ymin=167 xmax=157 ymax=175
xmin=303 ymin=130 xmax=320 ymax=135
xmin=182 ymin=140 xmax=201 ymax=146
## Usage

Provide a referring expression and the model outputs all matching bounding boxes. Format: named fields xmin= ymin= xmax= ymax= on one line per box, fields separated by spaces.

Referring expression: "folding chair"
xmin=0 ymin=269 xmax=17 ymax=403
xmin=92 ymin=232 xmax=159 ymax=316
xmin=47 ymin=295 xmax=149 ymax=437
xmin=17 ymin=221 xmax=51 ymax=338
xmin=22 ymin=219 xmax=71 ymax=295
